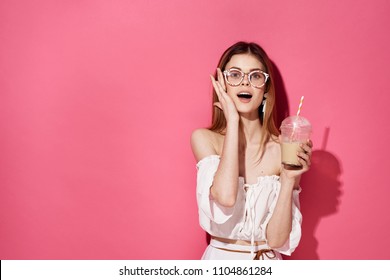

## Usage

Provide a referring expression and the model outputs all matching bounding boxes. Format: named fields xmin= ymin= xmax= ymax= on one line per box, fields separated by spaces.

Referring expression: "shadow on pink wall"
xmin=286 ymin=132 xmax=343 ymax=259
xmin=273 ymin=63 xmax=344 ymax=260
xmin=272 ymin=61 xmax=290 ymax=128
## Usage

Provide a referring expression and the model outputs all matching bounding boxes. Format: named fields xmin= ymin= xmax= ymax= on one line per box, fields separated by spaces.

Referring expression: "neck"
xmin=239 ymin=114 xmax=262 ymax=145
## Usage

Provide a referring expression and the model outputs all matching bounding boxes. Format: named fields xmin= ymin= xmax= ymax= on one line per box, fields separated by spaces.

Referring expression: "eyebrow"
xmin=229 ymin=66 xmax=264 ymax=72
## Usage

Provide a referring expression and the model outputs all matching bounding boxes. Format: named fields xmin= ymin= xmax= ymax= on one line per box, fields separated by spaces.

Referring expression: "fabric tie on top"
xmin=240 ymin=184 xmax=262 ymax=258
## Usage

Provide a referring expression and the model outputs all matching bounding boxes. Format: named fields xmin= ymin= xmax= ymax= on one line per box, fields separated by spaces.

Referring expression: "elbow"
xmin=218 ymin=196 xmax=236 ymax=208
xmin=210 ymin=186 xmax=237 ymax=207
xmin=267 ymin=232 xmax=290 ymax=249
xmin=267 ymin=238 xmax=288 ymax=249
xmin=266 ymin=221 xmax=292 ymax=249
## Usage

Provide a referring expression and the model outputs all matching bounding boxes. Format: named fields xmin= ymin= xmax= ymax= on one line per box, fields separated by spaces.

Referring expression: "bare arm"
xmin=190 ymin=69 xmax=240 ymax=207
xmin=210 ymin=119 xmax=239 ymax=207
xmin=266 ymin=140 xmax=313 ymax=248
xmin=265 ymin=176 xmax=295 ymax=248
xmin=191 ymin=122 xmax=239 ymax=207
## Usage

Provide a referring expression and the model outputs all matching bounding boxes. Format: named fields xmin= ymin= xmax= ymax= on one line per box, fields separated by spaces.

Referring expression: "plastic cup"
xmin=280 ymin=116 xmax=312 ymax=168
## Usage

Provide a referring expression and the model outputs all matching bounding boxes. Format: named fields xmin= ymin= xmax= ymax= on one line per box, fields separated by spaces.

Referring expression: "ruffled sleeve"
xmin=196 ymin=155 xmax=235 ymax=232
xmin=259 ymin=185 xmax=302 ymax=255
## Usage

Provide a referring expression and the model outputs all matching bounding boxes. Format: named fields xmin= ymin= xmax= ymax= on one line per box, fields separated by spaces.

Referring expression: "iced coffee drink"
xmin=280 ymin=116 xmax=312 ymax=168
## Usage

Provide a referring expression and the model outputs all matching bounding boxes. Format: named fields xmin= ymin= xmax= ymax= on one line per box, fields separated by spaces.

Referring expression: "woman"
xmin=191 ymin=41 xmax=312 ymax=260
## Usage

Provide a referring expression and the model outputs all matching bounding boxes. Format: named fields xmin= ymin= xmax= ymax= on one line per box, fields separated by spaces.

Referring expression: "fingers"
xmin=306 ymin=139 xmax=313 ymax=149
xmin=301 ymin=140 xmax=313 ymax=156
xmin=297 ymin=140 xmax=313 ymax=168
xmin=210 ymin=75 xmax=225 ymax=106
xmin=210 ymin=74 xmax=221 ymax=93
xmin=210 ymin=72 xmax=230 ymax=109
xmin=210 ymin=69 xmax=239 ymax=122
xmin=297 ymin=152 xmax=311 ymax=169
xmin=210 ymin=68 xmax=227 ymax=95
xmin=213 ymin=102 xmax=222 ymax=110
xmin=217 ymin=68 xmax=226 ymax=92
xmin=210 ymin=74 xmax=219 ymax=95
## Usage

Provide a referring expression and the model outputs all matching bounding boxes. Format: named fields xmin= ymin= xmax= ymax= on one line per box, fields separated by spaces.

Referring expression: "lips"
xmin=237 ymin=92 xmax=253 ymax=102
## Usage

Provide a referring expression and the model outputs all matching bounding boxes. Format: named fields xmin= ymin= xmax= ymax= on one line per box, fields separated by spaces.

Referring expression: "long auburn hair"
xmin=209 ymin=41 xmax=280 ymax=154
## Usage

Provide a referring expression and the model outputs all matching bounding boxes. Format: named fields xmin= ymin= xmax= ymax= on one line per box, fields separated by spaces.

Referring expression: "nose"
xmin=241 ymin=73 xmax=250 ymax=86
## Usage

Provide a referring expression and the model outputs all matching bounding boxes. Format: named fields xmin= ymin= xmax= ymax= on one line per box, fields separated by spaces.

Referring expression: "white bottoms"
xmin=201 ymin=239 xmax=283 ymax=260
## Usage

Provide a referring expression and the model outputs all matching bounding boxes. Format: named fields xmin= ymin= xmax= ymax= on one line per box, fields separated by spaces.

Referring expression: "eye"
xmin=229 ymin=70 xmax=241 ymax=78
xmin=251 ymin=73 xmax=261 ymax=80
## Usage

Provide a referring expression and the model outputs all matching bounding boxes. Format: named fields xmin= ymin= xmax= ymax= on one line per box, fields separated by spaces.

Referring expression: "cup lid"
xmin=280 ymin=116 xmax=312 ymax=129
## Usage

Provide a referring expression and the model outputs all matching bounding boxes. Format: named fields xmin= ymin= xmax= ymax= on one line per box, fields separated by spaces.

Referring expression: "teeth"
xmin=237 ymin=92 xmax=252 ymax=99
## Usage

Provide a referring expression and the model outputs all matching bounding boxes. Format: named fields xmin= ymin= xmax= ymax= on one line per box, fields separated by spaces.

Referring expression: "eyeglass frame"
xmin=223 ymin=68 xmax=269 ymax=88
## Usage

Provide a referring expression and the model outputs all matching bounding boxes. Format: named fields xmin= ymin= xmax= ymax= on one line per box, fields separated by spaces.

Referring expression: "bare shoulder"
xmin=190 ymin=128 xmax=221 ymax=162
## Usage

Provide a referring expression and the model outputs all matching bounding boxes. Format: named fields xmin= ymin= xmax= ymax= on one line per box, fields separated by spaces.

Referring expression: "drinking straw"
xmin=290 ymin=96 xmax=305 ymax=140
xmin=296 ymin=96 xmax=304 ymax=116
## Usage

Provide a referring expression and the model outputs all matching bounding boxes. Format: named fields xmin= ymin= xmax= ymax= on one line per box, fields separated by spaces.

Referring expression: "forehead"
xmin=226 ymin=54 xmax=264 ymax=71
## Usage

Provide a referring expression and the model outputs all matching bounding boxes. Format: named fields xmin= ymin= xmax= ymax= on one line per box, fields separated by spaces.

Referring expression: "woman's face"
xmin=224 ymin=53 xmax=266 ymax=118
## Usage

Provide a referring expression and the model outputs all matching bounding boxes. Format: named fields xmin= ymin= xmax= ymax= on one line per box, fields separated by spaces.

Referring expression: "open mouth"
xmin=237 ymin=92 xmax=253 ymax=99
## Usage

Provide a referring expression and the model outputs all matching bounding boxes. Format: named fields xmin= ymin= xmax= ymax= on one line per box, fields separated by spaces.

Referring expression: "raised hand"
xmin=280 ymin=139 xmax=314 ymax=182
xmin=210 ymin=68 xmax=239 ymax=123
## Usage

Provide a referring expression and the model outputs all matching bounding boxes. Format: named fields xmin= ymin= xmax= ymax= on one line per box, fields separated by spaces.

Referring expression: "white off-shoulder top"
xmin=196 ymin=155 xmax=302 ymax=256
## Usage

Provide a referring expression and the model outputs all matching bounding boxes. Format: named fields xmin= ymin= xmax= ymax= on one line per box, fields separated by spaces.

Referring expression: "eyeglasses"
xmin=223 ymin=69 xmax=269 ymax=88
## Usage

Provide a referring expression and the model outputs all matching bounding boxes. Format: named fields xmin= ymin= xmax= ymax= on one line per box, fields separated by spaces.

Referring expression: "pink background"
xmin=1 ymin=0 xmax=389 ymax=260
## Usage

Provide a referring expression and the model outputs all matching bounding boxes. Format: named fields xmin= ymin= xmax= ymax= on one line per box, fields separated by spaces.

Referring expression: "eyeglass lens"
xmin=226 ymin=70 xmax=266 ymax=87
